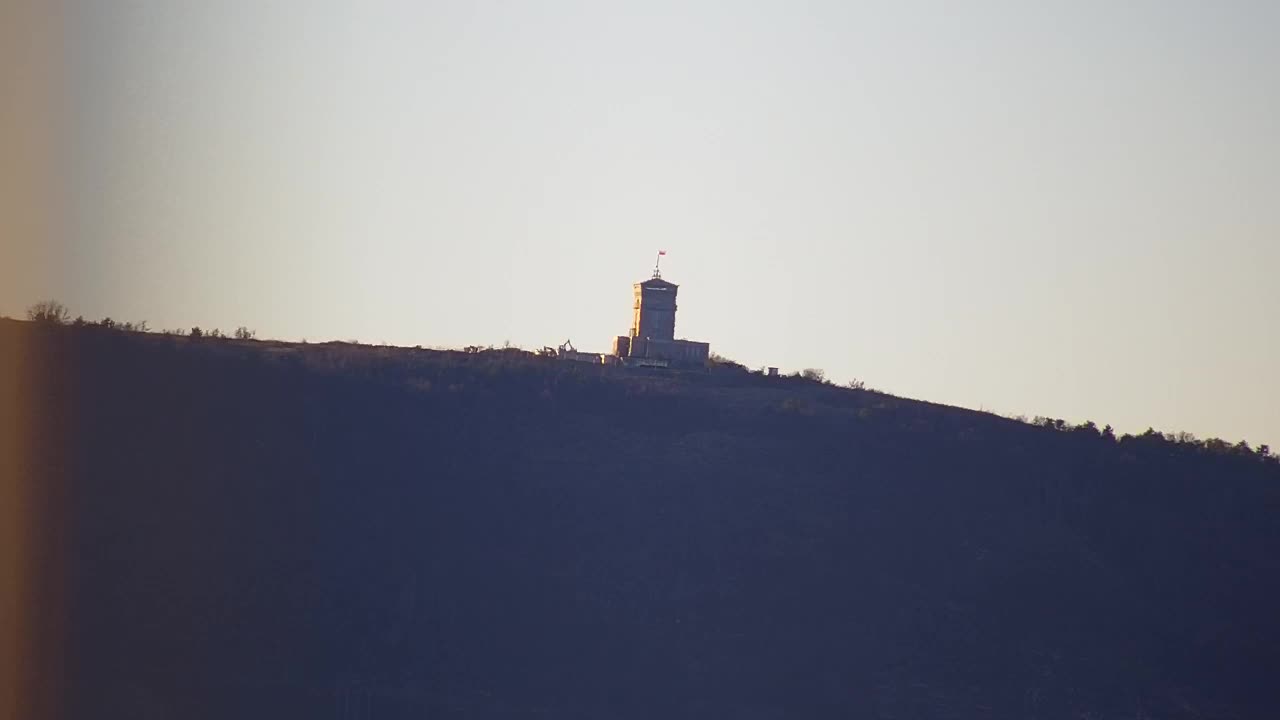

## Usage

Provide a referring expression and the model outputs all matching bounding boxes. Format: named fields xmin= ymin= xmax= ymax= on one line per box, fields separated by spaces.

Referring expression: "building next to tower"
xmin=609 ymin=254 xmax=710 ymax=368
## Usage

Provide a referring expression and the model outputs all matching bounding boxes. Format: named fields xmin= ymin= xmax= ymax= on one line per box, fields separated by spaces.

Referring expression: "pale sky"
xmin=3 ymin=0 xmax=1278 ymax=447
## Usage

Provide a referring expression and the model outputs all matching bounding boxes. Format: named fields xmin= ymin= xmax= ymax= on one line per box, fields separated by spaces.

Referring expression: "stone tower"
xmin=631 ymin=273 xmax=678 ymax=341
xmin=611 ymin=261 xmax=709 ymax=366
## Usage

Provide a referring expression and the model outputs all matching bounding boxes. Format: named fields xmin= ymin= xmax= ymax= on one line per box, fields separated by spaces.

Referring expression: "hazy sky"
xmin=4 ymin=0 xmax=1278 ymax=446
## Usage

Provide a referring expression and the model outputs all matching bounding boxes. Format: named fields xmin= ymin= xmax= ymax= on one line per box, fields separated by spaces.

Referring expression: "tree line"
xmin=23 ymin=299 xmax=255 ymax=340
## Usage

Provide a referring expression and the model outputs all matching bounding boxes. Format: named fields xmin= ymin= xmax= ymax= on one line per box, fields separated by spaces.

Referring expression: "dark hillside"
xmin=6 ymin=318 xmax=1280 ymax=719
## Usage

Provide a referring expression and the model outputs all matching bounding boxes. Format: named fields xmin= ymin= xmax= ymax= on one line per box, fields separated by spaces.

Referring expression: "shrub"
xmin=27 ymin=300 xmax=71 ymax=324
xmin=1073 ymin=420 xmax=1100 ymax=437
xmin=1034 ymin=417 xmax=1068 ymax=432
xmin=801 ymin=368 xmax=827 ymax=383
xmin=234 ymin=327 xmax=256 ymax=340
xmin=708 ymin=352 xmax=747 ymax=372
xmin=190 ymin=327 xmax=203 ymax=338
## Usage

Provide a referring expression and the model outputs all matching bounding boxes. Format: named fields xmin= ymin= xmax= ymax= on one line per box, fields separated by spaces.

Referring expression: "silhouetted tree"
xmin=234 ymin=326 xmax=256 ymax=340
xmin=27 ymin=300 xmax=70 ymax=324
xmin=1074 ymin=420 xmax=1099 ymax=436
xmin=801 ymin=368 xmax=827 ymax=383
xmin=190 ymin=327 xmax=203 ymax=338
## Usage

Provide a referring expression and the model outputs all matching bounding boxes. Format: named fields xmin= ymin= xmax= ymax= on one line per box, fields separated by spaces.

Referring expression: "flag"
xmin=658 ymin=250 xmax=667 ymax=255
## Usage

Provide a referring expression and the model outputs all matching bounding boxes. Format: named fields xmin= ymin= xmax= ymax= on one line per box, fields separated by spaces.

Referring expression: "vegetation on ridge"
xmin=15 ymin=300 xmax=1275 ymax=465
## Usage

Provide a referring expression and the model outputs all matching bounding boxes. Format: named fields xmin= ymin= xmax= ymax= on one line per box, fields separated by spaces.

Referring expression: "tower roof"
xmin=637 ymin=277 xmax=678 ymax=289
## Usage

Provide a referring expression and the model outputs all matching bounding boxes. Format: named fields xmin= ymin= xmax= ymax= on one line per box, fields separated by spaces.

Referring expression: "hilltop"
xmin=6 ymin=317 xmax=1280 ymax=719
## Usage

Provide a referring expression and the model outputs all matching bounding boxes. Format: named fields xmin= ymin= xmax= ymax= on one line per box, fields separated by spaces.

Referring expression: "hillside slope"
xmin=6 ymin=319 xmax=1280 ymax=719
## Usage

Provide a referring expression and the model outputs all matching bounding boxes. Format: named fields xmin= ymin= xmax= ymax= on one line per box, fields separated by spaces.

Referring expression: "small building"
xmin=612 ymin=335 xmax=631 ymax=357
xmin=629 ymin=336 xmax=710 ymax=366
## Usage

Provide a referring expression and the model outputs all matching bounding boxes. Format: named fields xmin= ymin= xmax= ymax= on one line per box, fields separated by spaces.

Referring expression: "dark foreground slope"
xmin=6 ymin=319 xmax=1280 ymax=719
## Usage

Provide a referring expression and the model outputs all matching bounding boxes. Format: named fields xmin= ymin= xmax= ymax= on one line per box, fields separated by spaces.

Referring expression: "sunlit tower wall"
xmin=631 ymin=277 xmax=678 ymax=341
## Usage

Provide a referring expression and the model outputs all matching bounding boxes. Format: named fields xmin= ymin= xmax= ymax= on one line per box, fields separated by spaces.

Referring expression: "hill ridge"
xmin=6 ymin=317 xmax=1280 ymax=719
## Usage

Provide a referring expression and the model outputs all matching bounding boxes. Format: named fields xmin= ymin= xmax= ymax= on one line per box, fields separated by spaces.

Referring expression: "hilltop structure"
xmin=610 ymin=256 xmax=709 ymax=367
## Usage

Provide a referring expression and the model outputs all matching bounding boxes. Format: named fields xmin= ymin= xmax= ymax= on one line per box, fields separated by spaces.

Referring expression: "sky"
xmin=3 ymin=0 xmax=1278 ymax=447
